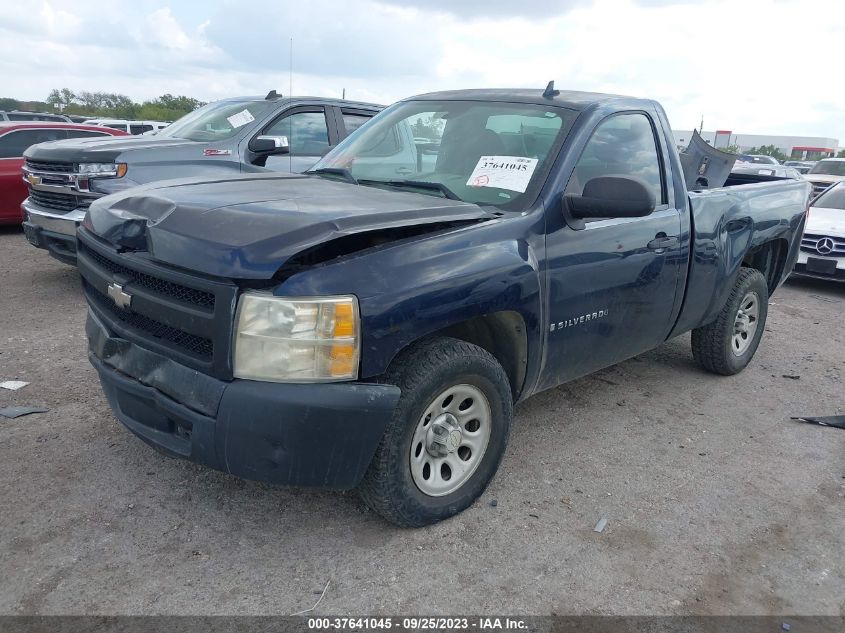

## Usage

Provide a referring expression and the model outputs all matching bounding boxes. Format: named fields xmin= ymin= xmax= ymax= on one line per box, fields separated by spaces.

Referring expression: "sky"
xmin=1 ymin=0 xmax=842 ymax=144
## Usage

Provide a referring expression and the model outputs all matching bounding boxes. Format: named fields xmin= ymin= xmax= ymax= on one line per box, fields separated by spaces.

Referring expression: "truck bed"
xmin=670 ymin=177 xmax=810 ymax=336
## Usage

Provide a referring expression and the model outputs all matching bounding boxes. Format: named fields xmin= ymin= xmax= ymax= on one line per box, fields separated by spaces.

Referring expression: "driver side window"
xmin=266 ymin=110 xmax=330 ymax=155
xmin=566 ymin=112 xmax=664 ymax=205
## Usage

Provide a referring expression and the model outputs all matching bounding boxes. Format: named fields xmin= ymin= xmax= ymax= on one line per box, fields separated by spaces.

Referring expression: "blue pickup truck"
xmin=78 ymin=86 xmax=810 ymax=527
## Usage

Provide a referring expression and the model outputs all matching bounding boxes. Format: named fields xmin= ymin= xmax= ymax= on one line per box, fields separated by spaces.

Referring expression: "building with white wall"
xmin=672 ymin=130 xmax=839 ymax=160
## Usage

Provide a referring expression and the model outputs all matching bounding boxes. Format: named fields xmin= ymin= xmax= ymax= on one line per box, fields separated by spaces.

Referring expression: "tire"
xmin=691 ymin=267 xmax=769 ymax=376
xmin=358 ymin=337 xmax=513 ymax=527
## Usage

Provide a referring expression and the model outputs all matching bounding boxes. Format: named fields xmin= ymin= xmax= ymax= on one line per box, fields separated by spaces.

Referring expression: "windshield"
xmin=809 ymin=160 xmax=845 ymax=176
xmin=310 ymin=100 xmax=573 ymax=209
xmin=157 ymin=99 xmax=275 ymax=142
xmin=813 ymin=182 xmax=845 ymax=209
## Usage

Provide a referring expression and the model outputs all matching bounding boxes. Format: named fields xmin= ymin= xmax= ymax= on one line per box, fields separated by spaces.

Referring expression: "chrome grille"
xmin=809 ymin=181 xmax=834 ymax=197
xmin=800 ymin=233 xmax=845 ymax=256
xmin=24 ymin=159 xmax=74 ymax=173
xmin=28 ymin=189 xmax=91 ymax=213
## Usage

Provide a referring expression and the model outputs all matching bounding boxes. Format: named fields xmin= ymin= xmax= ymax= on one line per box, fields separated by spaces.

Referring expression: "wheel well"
xmin=741 ymin=238 xmax=789 ymax=293
xmin=429 ymin=311 xmax=528 ymax=401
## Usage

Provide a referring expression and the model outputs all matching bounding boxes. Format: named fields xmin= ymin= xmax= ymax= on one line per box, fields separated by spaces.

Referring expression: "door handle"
xmin=647 ymin=234 xmax=679 ymax=251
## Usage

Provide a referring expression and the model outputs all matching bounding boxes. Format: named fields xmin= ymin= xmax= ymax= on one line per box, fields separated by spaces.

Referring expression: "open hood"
xmin=84 ymin=173 xmax=493 ymax=279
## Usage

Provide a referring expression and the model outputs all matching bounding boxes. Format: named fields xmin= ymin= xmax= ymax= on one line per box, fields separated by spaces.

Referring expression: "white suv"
xmin=794 ymin=181 xmax=845 ymax=281
xmin=84 ymin=119 xmax=170 ymax=135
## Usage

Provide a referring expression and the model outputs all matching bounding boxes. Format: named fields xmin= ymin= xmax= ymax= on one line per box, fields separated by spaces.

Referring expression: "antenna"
xmin=542 ymin=80 xmax=559 ymax=98
xmin=289 ymin=37 xmax=293 ymax=172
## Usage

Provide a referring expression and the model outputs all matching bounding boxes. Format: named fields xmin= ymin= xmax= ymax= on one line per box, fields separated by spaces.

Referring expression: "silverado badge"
xmin=550 ymin=309 xmax=608 ymax=332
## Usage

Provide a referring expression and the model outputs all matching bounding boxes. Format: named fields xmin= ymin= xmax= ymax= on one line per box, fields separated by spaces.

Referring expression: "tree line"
xmin=0 ymin=89 xmax=206 ymax=122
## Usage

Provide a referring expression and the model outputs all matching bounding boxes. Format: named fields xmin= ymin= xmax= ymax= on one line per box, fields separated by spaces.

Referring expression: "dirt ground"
xmin=1 ymin=224 xmax=843 ymax=616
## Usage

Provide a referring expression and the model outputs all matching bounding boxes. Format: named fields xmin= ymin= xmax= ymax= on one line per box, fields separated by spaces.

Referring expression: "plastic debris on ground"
xmin=790 ymin=416 xmax=845 ymax=430
xmin=0 ymin=381 xmax=29 ymax=391
xmin=593 ymin=517 xmax=608 ymax=533
xmin=0 ymin=406 xmax=49 ymax=419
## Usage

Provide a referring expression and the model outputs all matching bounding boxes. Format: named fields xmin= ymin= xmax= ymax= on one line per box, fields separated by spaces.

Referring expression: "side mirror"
xmin=564 ymin=176 xmax=655 ymax=225
xmin=249 ymin=135 xmax=290 ymax=154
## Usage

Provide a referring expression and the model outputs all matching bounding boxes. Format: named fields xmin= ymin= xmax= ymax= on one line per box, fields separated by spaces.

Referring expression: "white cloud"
xmin=0 ymin=0 xmax=841 ymax=145
xmin=144 ymin=8 xmax=192 ymax=51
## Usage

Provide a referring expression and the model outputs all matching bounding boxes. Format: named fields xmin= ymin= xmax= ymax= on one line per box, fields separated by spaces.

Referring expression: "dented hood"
xmin=85 ymin=172 xmax=491 ymax=279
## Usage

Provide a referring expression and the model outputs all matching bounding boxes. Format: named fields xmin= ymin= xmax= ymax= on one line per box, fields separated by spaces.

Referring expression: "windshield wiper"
xmin=372 ymin=179 xmax=461 ymax=200
xmin=308 ymin=167 xmax=358 ymax=185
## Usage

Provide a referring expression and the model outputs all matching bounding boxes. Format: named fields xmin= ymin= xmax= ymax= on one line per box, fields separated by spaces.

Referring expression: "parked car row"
xmin=0 ymin=122 xmax=127 ymax=225
xmin=19 ymin=92 xmax=382 ymax=263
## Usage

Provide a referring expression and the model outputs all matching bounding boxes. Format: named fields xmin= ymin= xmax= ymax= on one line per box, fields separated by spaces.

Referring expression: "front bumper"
xmin=792 ymin=251 xmax=845 ymax=282
xmin=22 ymin=199 xmax=86 ymax=265
xmin=87 ymin=311 xmax=401 ymax=489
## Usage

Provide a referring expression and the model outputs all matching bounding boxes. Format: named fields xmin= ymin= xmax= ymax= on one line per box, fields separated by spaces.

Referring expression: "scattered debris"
xmin=291 ymin=579 xmax=330 ymax=616
xmin=528 ymin=513 xmax=539 ymax=519
xmin=560 ymin=496 xmax=572 ymax=508
xmin=0 ymin=380 xmax=29 ymax=391
xmin=781 ymin=374 xmax=801 ymax=380
xmin=782 ymin=623 xmax=791 ymax=632
xmin=0 ymin=406 xmax=49 ymax=419
xmin=790 ymin=416 xmax=845 ymax=430
xmin=490 ymin=499 xmax=498 ymax=507
xmin=593 ymin=517 xmax=608 ymax=533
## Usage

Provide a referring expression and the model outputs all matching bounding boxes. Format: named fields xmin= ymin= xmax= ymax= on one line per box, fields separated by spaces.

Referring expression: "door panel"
xmin=540 ymin=210 xmax=682 ymax=389
xmin=539 ymin=111 xmax=683 ymax=390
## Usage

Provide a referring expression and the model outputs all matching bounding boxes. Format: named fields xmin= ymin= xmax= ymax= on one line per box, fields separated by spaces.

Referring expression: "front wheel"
xmin=691 ymin=267 xmax=769 ymax=375
xmin=358 ymin=337 xmax=513 ymax=527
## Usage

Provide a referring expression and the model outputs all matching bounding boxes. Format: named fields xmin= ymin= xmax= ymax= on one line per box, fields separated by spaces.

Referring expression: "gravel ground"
xmin=1 ymin=225 xmax=843 ymax=616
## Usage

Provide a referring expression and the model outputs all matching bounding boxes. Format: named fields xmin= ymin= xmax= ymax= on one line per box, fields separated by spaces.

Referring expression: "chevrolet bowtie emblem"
xmin=25 ymin=173 xmax=40 ymax=186
xmin=107 ymin=282 xmax=132 ymax=310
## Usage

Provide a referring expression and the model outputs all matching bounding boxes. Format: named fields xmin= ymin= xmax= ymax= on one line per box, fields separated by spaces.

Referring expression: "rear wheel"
xmin=358 ymin=337 xmax=512 ymax=527
xmin=691 ymin=267 xmax=769 ymax=375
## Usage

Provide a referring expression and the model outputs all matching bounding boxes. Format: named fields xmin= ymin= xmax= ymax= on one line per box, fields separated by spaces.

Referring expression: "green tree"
xmin=0 ymin=97 xmax=21 ymax=110
xmin=39 ymin=88 xmax=204 ymax=121
xmin=724 ymin=144 xmax=741 ymax=155
xmin=46 ymin=88 xmax=76 ymax=110
xmin=836 ymin=149 xmax=845 ymax=158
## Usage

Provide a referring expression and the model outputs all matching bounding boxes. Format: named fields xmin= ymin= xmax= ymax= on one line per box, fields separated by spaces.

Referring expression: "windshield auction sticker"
xmin=467 ymin=156 xmax=538 ymax=193
xmin=226 ymin=109 xmax=256 ymax=129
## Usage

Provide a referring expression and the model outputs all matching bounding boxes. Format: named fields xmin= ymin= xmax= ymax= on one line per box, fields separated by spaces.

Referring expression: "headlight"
xmin=233 ymin=293 xmax=360 ymax=383
xmin=77 ymin=163 xmax=127 ymax=177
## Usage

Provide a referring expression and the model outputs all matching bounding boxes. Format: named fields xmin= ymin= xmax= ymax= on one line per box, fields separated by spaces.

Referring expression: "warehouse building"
xmin=672 ymin=130 xmax=839 ymax=160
